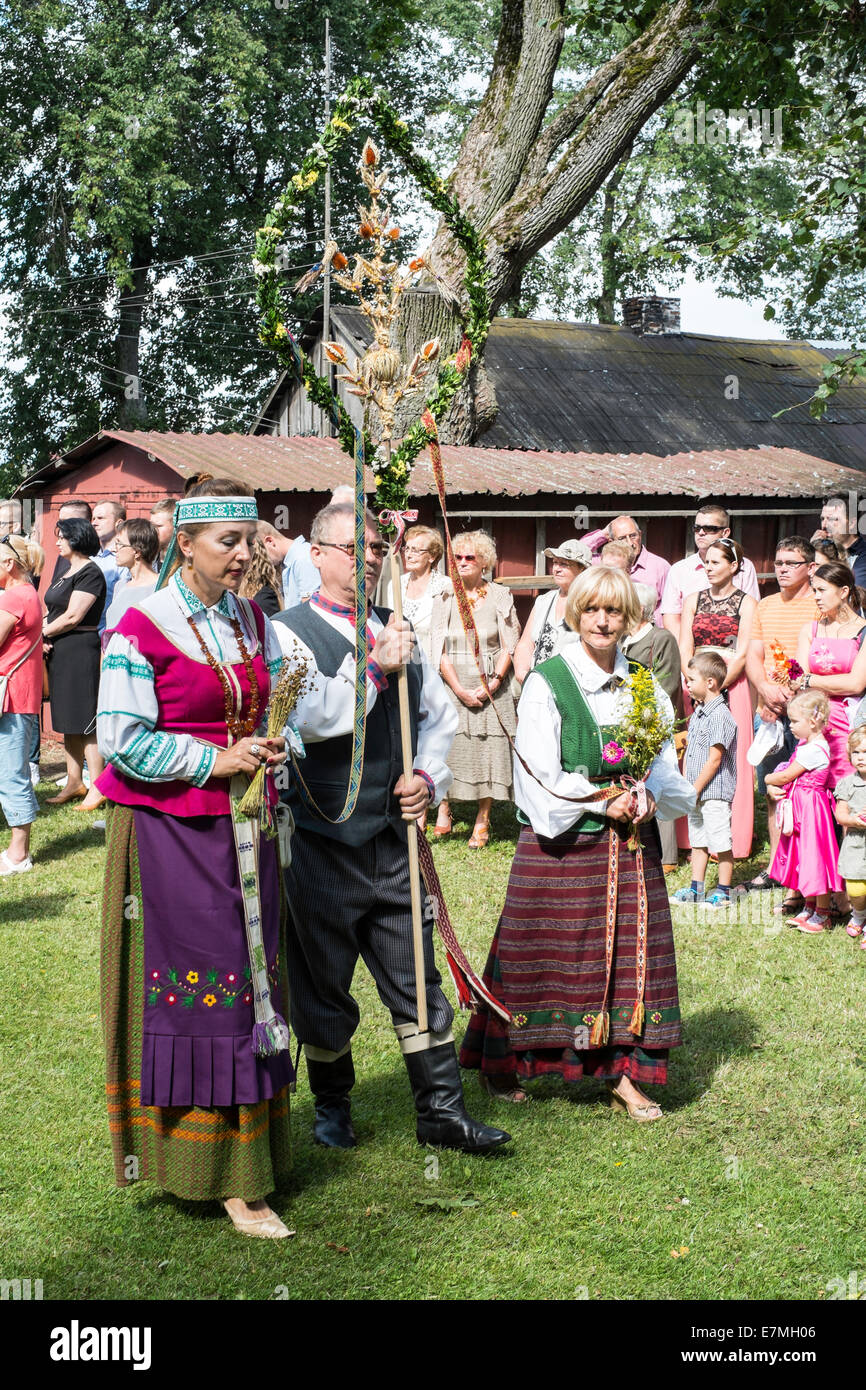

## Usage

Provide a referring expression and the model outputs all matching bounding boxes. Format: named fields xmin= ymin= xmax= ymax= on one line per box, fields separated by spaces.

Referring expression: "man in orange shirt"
xmin=745 ymin=535 xmax=818 ymax=887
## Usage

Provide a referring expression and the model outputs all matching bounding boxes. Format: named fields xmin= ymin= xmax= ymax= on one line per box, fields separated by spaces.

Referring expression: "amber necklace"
xmin=186 ymin=611 xmax=261 ymax=740
xmin=466 ymin=582 xmax=488 ymax=608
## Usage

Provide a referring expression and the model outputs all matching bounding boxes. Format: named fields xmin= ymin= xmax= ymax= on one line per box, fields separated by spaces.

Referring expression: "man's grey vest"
xmin=273 ymin=603 xmax=421 ymax=846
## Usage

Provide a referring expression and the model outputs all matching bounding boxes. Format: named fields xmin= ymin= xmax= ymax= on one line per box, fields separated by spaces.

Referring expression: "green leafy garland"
xmin=253 ymin=76 xmax=491 ymax=531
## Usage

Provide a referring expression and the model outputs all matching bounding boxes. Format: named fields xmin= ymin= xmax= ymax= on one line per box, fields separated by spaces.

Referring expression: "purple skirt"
xmin=135 ymin=808 xmax=293 ymax=1107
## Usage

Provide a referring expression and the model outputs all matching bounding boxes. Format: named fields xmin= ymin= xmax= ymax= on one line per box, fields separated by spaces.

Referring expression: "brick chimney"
xmin=622 ymin=295 xmax=681 ymax=336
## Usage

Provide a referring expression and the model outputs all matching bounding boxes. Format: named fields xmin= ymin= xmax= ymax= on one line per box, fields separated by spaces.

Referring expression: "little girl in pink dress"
xmin=767 ymin=690 xmax=842 ymax=934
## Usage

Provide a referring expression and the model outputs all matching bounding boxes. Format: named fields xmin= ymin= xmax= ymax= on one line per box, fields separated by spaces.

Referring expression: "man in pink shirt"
xmin=661 ymin=503 xmax=760 ymax=641
xmin=582 ymin=515 xmax=671 ymax=624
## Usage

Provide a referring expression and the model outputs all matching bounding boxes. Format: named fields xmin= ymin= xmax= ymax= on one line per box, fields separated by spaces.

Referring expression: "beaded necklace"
xmin=467 ymin=582 xmax=488 ymax=608
xmin=186 ymin=610 xmax=261 ymax=740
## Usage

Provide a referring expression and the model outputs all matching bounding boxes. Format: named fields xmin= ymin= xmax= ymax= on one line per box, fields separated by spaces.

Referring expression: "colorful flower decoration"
xmin=186 ymin=971 xmax=199 ymax=984
xmin=203 ymin=994 xmax=217 ymax=1008
xmin=166 ymin=993 xmax=177 ymax=1006
xmin=150 ymin=970 xmax=159 ymax=980
xmin=650 ymin=1011 xmax=662 ymax=1024
xmin=513 ymin=1013 xmax=528 ymax=1027
xmin=602 ymin=741 xmax=626 ymax=763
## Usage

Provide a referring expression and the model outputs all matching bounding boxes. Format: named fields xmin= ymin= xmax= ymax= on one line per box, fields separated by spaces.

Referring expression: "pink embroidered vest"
xmin=97 ymin=602 xmax=269 ymax=817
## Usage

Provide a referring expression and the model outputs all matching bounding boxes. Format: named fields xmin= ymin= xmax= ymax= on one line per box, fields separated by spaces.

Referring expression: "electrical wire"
xmin=16 ymin=232 xmax=328 ymax=298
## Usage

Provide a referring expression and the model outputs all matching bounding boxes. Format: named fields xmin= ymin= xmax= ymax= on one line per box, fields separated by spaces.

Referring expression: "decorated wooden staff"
xmin=321 ymin=139 xmax=442 ymax=1032
xmin=253 ymin=85 xmax=508 ymax=1030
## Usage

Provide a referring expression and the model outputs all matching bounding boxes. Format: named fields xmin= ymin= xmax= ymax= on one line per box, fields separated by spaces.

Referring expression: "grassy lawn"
xmin=2 ymin=777 xmax=865 ymax=1302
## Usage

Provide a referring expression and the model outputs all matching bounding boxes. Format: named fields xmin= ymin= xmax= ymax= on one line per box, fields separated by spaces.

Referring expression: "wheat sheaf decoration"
xmin=253 ymin=76 xmax=491 ymax=534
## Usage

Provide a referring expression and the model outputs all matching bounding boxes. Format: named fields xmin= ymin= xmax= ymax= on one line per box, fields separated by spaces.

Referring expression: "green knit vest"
xmin=529 ymin=654 xmax=636 ymax=834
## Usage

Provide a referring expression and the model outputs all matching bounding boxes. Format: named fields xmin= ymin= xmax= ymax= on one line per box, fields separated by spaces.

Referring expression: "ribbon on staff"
xmin=416 ymin=834 xmax=513 ymax=1023
xmin=584 ymin=786 xmax=649 ymax=1044
xmin=378 ymin=507 xmax=419 ymax=551
xmin=423 ymin=405 xmax=624 ymax=810
xmin=290 ymin=425 xmax=369 ymax=823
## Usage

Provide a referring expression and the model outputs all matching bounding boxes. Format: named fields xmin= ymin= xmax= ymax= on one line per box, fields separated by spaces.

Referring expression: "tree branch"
xmin=483 ymin=0 xmax=711 ymax=304
xmin=448 ymin=0 xmax=567 ymax=229
xmin=522 ymin=46 xmax=631 ymax=185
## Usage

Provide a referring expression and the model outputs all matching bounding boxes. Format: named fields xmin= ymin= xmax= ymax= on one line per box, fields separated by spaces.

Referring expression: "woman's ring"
xmin=251 ymin=743 xmax=262 ymax=758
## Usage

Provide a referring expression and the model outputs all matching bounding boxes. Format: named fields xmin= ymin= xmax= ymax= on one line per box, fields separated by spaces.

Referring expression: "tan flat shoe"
xmin=75 ymin=791 xmax=107 ymax=812
xmin=45 ymin=786 xmax=88 ymax=805
xmin=221 ymin=1200 xmax=295 ymax=1239
xmin=607 ymin=1082 xmax=662 ymax=1122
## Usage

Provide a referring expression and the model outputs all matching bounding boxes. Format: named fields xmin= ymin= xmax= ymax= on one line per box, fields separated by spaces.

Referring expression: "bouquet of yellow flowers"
xmin=603 ymin=665 xmax=676 ymax=848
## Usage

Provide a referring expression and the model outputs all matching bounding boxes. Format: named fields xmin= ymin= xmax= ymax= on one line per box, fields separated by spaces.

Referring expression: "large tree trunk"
xmin=114 ymin=237 xmax=151 ymax=428
xmin=401 ymin=0 xmax=709 ymax=442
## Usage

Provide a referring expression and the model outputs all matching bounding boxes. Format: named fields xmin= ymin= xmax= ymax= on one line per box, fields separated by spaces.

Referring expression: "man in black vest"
xmin=272 ymin=502 xmax=510 ymax=1155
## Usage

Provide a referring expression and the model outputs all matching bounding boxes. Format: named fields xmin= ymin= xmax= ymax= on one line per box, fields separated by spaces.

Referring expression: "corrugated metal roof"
xmin=21 ymin=428 xmax=866 ymax=499
xmin=267 ymin=311 xmax=866 ymax=473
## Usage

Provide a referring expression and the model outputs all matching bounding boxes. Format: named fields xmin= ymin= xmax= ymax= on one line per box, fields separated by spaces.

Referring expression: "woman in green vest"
xmin=459 ymin=567 xmax=694 ymax=1120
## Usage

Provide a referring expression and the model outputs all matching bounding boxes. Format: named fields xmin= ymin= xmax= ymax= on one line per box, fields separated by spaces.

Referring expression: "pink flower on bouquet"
xmin=602 ymin=741 xmax=626 ymax=763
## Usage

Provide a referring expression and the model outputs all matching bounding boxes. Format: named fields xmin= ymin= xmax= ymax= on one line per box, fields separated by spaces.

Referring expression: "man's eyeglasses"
xmin=318 ymin=540 xmax=388 ymax=559
xmin=774 ymin=559 xmax=808 ymax=569
xmin=454 ymin=553 xmax=477 ymax=562
xmin=694 ymin=523 xmax=724 ymax=534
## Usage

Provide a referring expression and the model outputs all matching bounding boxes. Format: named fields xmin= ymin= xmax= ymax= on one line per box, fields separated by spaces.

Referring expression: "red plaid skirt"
xmin=459 ymin=823 xmax=682 ymax=1085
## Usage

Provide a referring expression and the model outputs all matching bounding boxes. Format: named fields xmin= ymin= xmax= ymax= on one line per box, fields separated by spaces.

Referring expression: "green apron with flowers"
xmin=529 ymin=654 xmax=640 ymax=833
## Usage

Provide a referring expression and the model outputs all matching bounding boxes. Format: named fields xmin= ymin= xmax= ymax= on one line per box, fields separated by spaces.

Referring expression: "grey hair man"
xmin=271 ymin=501 xmax=510 ymax=1156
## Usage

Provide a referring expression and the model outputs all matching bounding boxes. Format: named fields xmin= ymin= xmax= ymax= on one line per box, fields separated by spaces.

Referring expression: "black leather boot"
xmin=306 ymin=1051 xmax=357 ymax=1148
xmin=403 ymin=1043 xmax=511 ymax=1153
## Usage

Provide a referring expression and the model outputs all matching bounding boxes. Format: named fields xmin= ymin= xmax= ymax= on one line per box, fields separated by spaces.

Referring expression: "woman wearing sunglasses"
xmin=430 ymin=531 xmax=520 ymax=846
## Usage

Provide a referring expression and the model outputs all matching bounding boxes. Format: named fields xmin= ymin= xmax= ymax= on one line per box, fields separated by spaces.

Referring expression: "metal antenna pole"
xmin=321 ymin=17 xmax=332 ymax=435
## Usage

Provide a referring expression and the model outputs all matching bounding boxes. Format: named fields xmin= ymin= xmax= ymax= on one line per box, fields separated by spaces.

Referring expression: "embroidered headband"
xmin=174 ymin=495 xmax=258 ymax=526
xmin=155 ymin=495 xmax=258 ymax=591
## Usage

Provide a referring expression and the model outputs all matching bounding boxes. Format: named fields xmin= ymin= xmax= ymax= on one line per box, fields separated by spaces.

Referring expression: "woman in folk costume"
xmin=460 ymin=567 xmax=695 ymax=1120
xmin=96 ymin=476 xmax=301 ymax=1238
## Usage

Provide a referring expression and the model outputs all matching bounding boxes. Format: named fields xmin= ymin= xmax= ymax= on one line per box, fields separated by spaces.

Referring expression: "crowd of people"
xmin=3 ymin=483 xmax=866 ymax=1238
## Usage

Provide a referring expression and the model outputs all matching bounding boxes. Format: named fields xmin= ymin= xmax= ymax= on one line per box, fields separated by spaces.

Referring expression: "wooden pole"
xmin=320 ymin=18 xmax=332 ymax=429
xmin=382 ymin=445 xmax=428 ymax=1034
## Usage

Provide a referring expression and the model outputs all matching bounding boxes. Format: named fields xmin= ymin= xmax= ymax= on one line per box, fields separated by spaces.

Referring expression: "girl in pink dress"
xmin=767 ymin=691 xmax=842 ymax=933
xmin=795 ymin=561 xmax=866 ymax=786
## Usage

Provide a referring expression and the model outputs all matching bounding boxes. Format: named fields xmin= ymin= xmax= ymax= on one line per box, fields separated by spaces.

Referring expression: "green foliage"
xmin=0 ymin=0 xmax=470 ymax=483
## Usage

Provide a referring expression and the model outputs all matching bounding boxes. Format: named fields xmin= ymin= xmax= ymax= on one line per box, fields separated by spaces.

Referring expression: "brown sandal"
xmin=468 ymin=817 xmax=489 ymax=848
xmin=480 ymin=1074 xmax=529 ymax=1103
